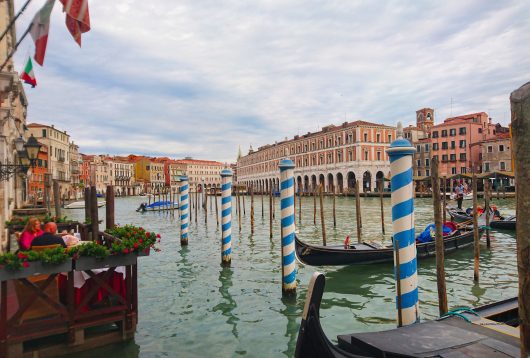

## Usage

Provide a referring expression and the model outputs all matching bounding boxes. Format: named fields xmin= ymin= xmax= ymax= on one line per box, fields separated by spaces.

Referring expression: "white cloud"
xmin=13 ymin=0 xmax=530 ymax=162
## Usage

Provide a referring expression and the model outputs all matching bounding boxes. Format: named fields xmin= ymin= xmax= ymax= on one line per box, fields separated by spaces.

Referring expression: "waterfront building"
xmin=474 ymin=133 xmax=513 ymax=189
xmin=173 ymin=157 xmax=223 ymax=193
xmin=112 ymin=156 xmax=136 ymax=195
xmin=131 ymin=156 xmax=165 ymax=193
xmin=404 ymin=108 xmax=433 ymax=179
xmin=0 ymin=0 xmax=29 ymax=247
xmin=27 ymin=143 xmax=48 ymax=202
xmin=69 ymin=142 xmax=81 ymax=199
xmin=80 ymin=154 xmax=92 ymax=188
xmin=430 ymin=112 xmax=497 ymax=176
xmin=163 ymin=159 xmax=185 ymax=190
xmin=28 ymin=123 xmax=72 ymax=198
xmin=237 ymin=120 xmax=396 ymax=193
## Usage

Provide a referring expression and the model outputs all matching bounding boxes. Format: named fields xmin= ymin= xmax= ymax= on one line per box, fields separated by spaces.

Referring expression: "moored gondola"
xmin=447 ymin=208 xmax=516 ymax=231
xmin=295 ymin=227 xmax=483 ymax=266
xmin=295 ymin=272 xmax=520 ymax=358
xmin=490 ymin=216 xmax=516 ymax=230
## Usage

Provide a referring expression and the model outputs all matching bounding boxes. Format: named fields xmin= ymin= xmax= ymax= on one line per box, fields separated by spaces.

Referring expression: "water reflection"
xmin=212 ymin=267 xmax=239 ymax=338
xmin=280 ymin=296 xmax=299 ymax=357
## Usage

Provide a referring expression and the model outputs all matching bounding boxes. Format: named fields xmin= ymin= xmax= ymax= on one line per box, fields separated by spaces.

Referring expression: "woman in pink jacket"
xmin=19 ymin=217 xmax=43 ymax=250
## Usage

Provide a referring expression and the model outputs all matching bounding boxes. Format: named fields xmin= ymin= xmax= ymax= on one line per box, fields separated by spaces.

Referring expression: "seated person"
xmin=19 ymin=217 xmax=43 ymax=250
xmin=31 ymin=222 xmax=67 ymax=248
xmin=59 ymin=230 xmax=80 ymax=246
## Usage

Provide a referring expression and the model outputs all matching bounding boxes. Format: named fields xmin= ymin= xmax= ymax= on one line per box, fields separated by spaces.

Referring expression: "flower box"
xmin=137 ymin=248 xmax=150 ymax=257
xmin=0 ymin=259 xmax=73 ymax=282
xmin=74 ymin=254 xmax=137 ymax=271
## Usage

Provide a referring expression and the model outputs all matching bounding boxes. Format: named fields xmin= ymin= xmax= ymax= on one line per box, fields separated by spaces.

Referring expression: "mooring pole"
xmin=53 ymin=180 xmax=61 ymax=217
xmin=220 ymin=169 xmax=233 ymax=266
xmin=379 ymin=179 xmax=385 ymax=235
xmin=261 ymin=183 xmax=264 ymax=219
xmin=484 ymin=180 xmax=491 ymax=248
xmin=472 ymin=172 xmax=480 ymax=282
xmin=269 ymin=186 xmax=273 ymax=239
xmin=332 ymin=184 xmax=336 ymax=228
xmin=442 ymin=176 xmax=447 ymax=223
xmin=355 ymin=180 xmax=362 ymax=243
xmin=386 ymin=122 xmax=419 ymax=326
xmin=319 ymin=184 xmax=327 ymax=246
xmin=279 ymin=159 xmax=296 ymax=296
xmin=431 ymin=158 xmax=448 ymax=315
xmin=105 ymin=185 xmax=115 ymax=230
xmin=242 ymin=189 xmax=246 ymax=216
xmin=215 ymin=187 xmax=219 ymax=228
xmin=84 ymin=187 xmax=91 ymax=223
xmin=251 ymin=185 xmax=255 ymax=234
xmin=237 ymin=184 xmax=242 ymax=232
xmin=90 ymin=186 xmax=99 ymax=242
xmin=299 ymin=186 xmax=302 ymax=225
xmin=179 ymin=176 xmax=190 ymax=246
xmin=313 ymin=186 xmax=316 ymax=225
xmin=510 ymin=82 xmax=530 ymax=358
xmin=195 ymin=187 xmax=198 ymax=223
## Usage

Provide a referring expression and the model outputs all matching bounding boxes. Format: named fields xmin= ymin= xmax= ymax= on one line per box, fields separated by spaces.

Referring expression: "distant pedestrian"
xmin=344 ymin=235 xmax=351 ymax=249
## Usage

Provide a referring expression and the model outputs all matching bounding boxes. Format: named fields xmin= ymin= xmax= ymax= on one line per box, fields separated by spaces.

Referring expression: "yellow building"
xmin=133 ymin=157 xmax=165 ymax=193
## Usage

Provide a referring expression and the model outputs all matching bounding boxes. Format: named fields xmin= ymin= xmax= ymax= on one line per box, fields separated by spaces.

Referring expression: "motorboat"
xmin=64 ymin=200 xmax=106 ymax=209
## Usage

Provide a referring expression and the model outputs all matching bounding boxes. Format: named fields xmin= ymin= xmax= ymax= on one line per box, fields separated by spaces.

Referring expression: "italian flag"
xmin=21 ymin=57 xmax=36 ymax=87
xmin=29 ymin=0 xmax=56 ymax=66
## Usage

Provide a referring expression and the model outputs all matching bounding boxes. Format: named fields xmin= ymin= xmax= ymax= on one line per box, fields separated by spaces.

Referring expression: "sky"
xmin=13 ymin=0 xmax=530 ymax=163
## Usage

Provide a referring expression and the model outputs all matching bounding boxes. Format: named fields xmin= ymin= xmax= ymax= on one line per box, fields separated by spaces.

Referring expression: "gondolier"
xmin=455 ymin=182 xmax=464 ymax=209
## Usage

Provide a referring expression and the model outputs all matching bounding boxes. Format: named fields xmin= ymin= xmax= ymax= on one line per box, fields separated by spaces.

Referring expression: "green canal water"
xmin=66 ymin=195 xmax=517 ymax=357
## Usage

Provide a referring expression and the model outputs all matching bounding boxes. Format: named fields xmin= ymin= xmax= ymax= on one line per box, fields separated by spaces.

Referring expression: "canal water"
xmin=66 ymin=194 xmax=517 ymax=357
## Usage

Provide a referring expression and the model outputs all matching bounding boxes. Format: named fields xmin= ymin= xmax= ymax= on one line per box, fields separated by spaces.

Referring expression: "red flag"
xmin=60 ymin=0 xmax=90 ymax=46
xmin=29 ymin=0 xmax=56 ymax=66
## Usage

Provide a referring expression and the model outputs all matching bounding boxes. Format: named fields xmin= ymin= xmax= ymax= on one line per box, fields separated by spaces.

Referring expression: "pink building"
xmin=430 ymin=112 xmax=497 ymax=176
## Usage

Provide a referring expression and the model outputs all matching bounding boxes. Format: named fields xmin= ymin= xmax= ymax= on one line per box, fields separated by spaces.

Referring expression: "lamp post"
xmin=0 ymin=134 xmax=41 ymax=181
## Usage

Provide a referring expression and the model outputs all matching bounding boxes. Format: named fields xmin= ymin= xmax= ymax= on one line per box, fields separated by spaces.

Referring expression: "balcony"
xmin=58 ymin=156 xmax=66 ymax=162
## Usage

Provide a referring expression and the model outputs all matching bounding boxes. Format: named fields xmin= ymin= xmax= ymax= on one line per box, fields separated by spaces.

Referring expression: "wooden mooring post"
xmin=261 ymin=185 xmax=264 ymax=219
xmin=250 ymin=185 xmax=255 ymax=234
xmin=195 ymin=189 xmax=198 ymax=223
xmin=442 ymin=176 xmax=447 ymax=223
xmin=332 ymin=185 xmax=336 ymax=228
xmin=53 ymin=180 xmax=61 ymax=217
xmin=298 ymin=187 xmax=302 ymax=225
xmin=84 ymin=187 xmax=91 ymax=223
xmin=106 ymin=185 xmax=115 ymax=230
xmin=319 ymin=184 xmax=327 ymax=246
xmin=204 ymin=189 xmax=208 ymax=224
xmin=510 ymin=82 xmax=530 ymax=357
xmin=431 ymin=158 xmax=448 ymax=315
xmin=237 ymin=185 xmax=242 ymax=232
xmin=472 ymin=172 xmax=479 ymax=282
xmin=313 ymin=186 xmax=316 ymax=225
xmin=215 ymin=188 xmax=219 ymax=228
xmin=269 ymin=187 xmax=273 ymax=239
xmin=90 ymin=186 xmax=98 ymax=242
xmin=355 ymin=180 xmax=362 ymax=243
xmin=378 ymin=179 xmax=385 ymax=235
xmin=242 ymin=190 xmax=246 ymax=216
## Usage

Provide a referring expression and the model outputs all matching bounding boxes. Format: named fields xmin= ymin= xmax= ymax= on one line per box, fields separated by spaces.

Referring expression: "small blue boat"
xmin=136 ymin=201 xmax=179 ymax=212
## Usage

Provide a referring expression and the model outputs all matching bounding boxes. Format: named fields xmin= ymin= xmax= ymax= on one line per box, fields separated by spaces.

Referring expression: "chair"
xmin=30 ymin=244 xmax=62 ymax=252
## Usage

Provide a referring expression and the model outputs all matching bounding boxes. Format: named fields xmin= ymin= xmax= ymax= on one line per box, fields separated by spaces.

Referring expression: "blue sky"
xmin=14 ymin=0 xmax=530 ymax=163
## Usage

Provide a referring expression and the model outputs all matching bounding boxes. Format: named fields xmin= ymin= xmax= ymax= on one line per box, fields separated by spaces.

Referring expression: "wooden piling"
xmin=261 ymin=184 xmax=264 ymax=219
xmin=355 ymin=180 xmax=362 ymax=243
xmin=313 ymin=186 xmax=316 ymax=225
xmin=84 ymin=187 xmax=91 ymax=223
xmin=215 ymin=189 xmax=219 ymax=228
xmin=298 ymin=187 xmax=302 ymax=225
xmin=272 ymin=186 xmax=275 ymax=219
xmin=237 ymin=186 xmax=242 ymax=232
xmin=442 ymin=176 xmax=447 ymax=223
xmin=242 ymin=190 xmax=246 ymax=216
xmin=332 ymin=185 xmax=336 ymax=228
xmin=496 ymin=184 xmax=500 ymax=199
xmin=379 ymin=179 xmax=385 ymax=235
xmin=204 ymin=189 xmax=208 ymax=224
xmin=269 ymin=187 xmax=273 ymax=239
xmin=189 ymin=191 xmax=192 ymax=222
xmin=472 ymin=173 xmax=479 ymax=282
xmin=319 ymin=184 xmax=327 ymax=246
xmin=53 ymin=180 xmax=61 ymax=217
xmin=484 ymin=180 xmax=491 ymax=248
xmin=250 ymin=185 xmax=255 ymax=234
xmin=195 ymin=189 xmax=198 ymax=223
xmin=510 ymin=82 xmax=530 ymax=357
xmin=90 ymin=186 xmax=98 ymax=242
xmin=105 ymin=185 xmax=115 ymax=230
xmin=431 ymin=158 xmax=448 ymax=315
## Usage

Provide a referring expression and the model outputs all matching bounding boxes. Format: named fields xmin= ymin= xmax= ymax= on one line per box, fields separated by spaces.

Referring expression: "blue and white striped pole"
xmin=279 ymin=158 xmax=297 ymax=296
xmin=386 ymin=122 xmax=419 ymax=326
xmin=179 ymin=175 xmax=190 ymax=246
xmin=220 ymin=169 xmax=233 ymax=266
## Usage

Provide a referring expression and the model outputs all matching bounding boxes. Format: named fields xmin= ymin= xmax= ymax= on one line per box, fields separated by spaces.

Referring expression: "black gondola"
xmin=446 ymin=207 xmax=473 ymax=223
xmin=295 ymin=227 xmax=483 ymax=266
xmin=490 ymin=216 xmax=516 ymax=230
xmin=295 ymin=272 xmax=520 ymax=358
xmin=447 ymin=208 xmax=516 ymax=231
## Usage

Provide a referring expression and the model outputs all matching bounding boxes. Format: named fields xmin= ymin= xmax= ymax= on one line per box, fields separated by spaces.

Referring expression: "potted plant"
xmin=105 ymin=225 xmax=161 ymax=257
xmin=70 ymin=241 xmax=137 ymax=271
xmin=0 ymin=248 xmax=72 ymax=281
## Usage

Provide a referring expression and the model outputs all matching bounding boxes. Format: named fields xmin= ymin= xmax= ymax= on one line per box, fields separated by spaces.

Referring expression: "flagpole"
xmin=0 ymin=23 xmax=33 ymax=72
xmin=0 ymin=0 xmax=33 ymax=43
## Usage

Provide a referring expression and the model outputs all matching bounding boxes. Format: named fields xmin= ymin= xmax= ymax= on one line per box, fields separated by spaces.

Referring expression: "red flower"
xmin=156 ymin=234 xmax=161 ymax=238
xmin=133 ymin=243 xmax=139 ymax=249
xmin=139 ymin=239 xmax=143 ymax=244
xmin=157 ymin=239 xmax=161 ymax=243
xmin=122 ymin=248 xmax=129 ymax=254
xmin=17 ymin=252 xmax=27 ymax=259
xmin=22 ymin=261 xmax=29 ymax=268
xmin=139 ymin=227 xmax=144 ymax=231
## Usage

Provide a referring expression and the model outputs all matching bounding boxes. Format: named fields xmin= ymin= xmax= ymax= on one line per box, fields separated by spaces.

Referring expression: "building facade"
xmin=28 ymin=144 xmax=48 ymax=202
xmin=479 ymin=134 xmax=512 ymax=173
xmin=237 ymin=120 xmax=396 ymax=193
xmin=174 ymin=158 xmax=223 ymax=193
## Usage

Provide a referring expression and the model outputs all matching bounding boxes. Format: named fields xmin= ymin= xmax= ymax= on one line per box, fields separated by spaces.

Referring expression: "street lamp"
xmin=0 ymin=134 xmax=42 ymax=181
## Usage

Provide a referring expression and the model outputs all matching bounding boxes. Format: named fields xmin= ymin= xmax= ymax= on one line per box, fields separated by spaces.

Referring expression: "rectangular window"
xmin=451 ymin=167 xmax=457 ymax=174
xmin=42 ymin=129 xmax=46 ymax=137
xmin=484 ymin=162 xmax=490 ymax=172
xmin=500 ymin=162 xmax=506 ymax=170
xmin=450 ymin=141 xmax=455 ymax=149
xmin=442 ymin=154 xmax=448 ymax=162
xmin=432 ymin=131 xmax=439 ymax=138
xmin=377 ymin=152 xmax=381 ymax=161
xmin=460 ymin=153 xmax=466 ymax=161
xmin=450 ymin=128 xmax=456 ymax=136
xmin=432 ymin=155 xmax=438 ymax=161
xmin=388 ymin=134 xmax=392 ymax=142
xmin=450 ymin=154 xmax=456 ymax=161
xmin=425 ymin=169 xmax=430 ymax=177
xmin=460 ymin=140 xmax=466 ymax=148
xmin=441 ymin=130 xmax=448 ymax=137
xmin=499 ymin=145 xmax=504 ymax=152
xmin=417 ymin=159 xmax=421 ymax=167
xmin=425 ymin=159 xmax=430 ymax=167
xmin=442 ymin=142 xmax=448 ymax=149
xmin=478 ymin=128 xmax=482 ymax=133
xmin=459 ymin=127 xmax=466 ymax=135
xmin=364 ymin=151 xmax=368 ymax=160
xmin=461 ymin=167 xmax=467 ymax=174
xmin=424 ymin=143 xmax=429 ymax=151
xmin=433 ymin=143 xmax=439 ymax=150
xmin=416 ymin=145 xmax=421 ymax=152
xmin=364 ymin=133 xmax=368 ymax=142
xmin=376 ymin=133 xmax=380 ymax=143
xmin=487 ymin=146 xmax=493 ymax=153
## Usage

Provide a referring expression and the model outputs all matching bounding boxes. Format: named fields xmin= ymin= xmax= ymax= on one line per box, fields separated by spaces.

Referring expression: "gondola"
xmin=295 ymin=272 xmax=520 ymax=358
xmin=446 ymin=207 xmax=473 ymax=223
xmin=295 ymin=226 xmax=482 ymax=266
xmin=490 ymin=216 xmax=516 ymax=230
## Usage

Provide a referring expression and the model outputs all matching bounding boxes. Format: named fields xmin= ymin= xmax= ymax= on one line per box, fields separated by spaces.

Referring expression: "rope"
xmin=439 ymin=307 xmax=479 ymax=323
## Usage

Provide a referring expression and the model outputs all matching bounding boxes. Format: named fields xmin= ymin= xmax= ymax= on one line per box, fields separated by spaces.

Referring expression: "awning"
xmin=413 ymin=176 xmax=430 ymax=182
xmin=448 ymin=173 xmax=473 ymax=180
xmin=477 ymin=171 xmax=515 ymax=179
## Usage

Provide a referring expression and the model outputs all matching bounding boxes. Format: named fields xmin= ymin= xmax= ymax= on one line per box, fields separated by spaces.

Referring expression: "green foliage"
xmin=69 ymin=242 xmax=110 ymax=260
xmin=0 ymin=248 xmax=69 ymax=270
xmin=106 ymin=225 xmax=161 ymax=255
xmin=6 ymin=214 xmax=71 ymax=227
xmin=39 ymin=247 xmax=70 ymax=265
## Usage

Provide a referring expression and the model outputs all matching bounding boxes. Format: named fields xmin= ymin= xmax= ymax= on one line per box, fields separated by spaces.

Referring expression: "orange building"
xmin=28 ymin=143 xmax=48 ymax=201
